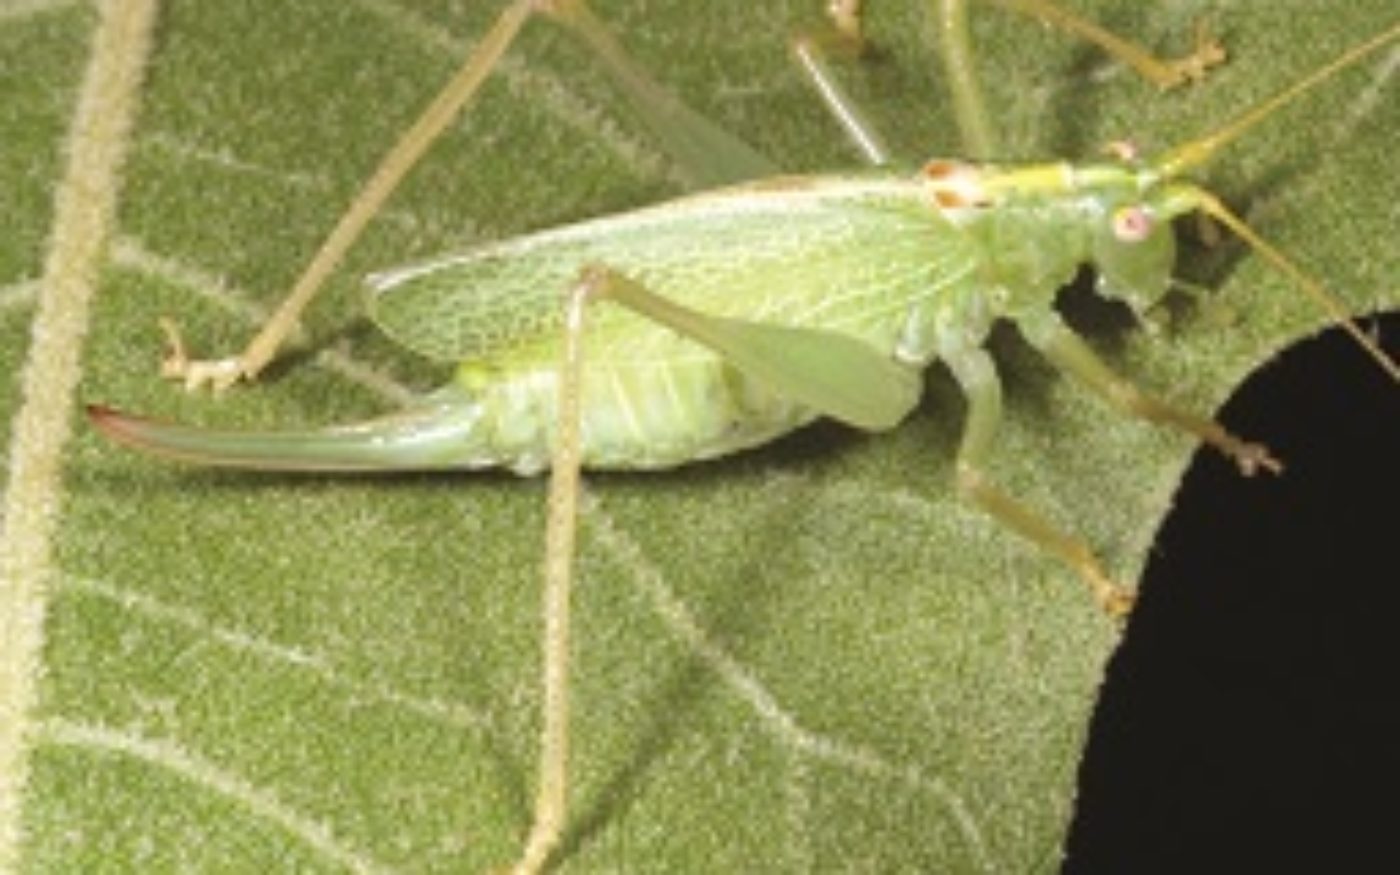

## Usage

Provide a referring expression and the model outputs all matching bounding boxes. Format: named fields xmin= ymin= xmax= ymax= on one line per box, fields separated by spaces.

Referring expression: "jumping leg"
xmin=508 ymin=267 xmax=599 ymax=875
xmin=506 ymin=258 xmax=929 ymax=870
xmin=163 ymin=0 xmax=546 ymax=391
xmin=164 ymin=0 xmax=774 ymax=392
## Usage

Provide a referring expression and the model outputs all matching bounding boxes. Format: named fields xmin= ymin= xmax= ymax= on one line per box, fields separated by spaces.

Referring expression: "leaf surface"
xmin=2 ymin=1 xmax=1396 ymax=871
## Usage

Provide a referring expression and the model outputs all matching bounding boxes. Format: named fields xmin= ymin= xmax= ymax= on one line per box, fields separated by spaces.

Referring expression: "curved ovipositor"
xmin=86 ymin=387 xmax=496 ymax=472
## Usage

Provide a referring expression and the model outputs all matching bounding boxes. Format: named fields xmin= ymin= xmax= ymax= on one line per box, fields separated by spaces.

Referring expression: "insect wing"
xmin=366 ymin=176 xmax=979 ymax=368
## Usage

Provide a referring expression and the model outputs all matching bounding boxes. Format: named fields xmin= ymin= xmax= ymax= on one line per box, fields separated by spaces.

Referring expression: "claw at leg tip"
xmin=1161 ymin=20 xmax=1228 ymax=88
xmin=1236 ymin=443 xmax=1284 ymax=477
xmin=155 ymin=317 xmax=248 ymax=393
xmin=1101 ymin=587 xmax=1136 ymax=620
xmin=158 ymin=316 xmax=189 ymax=380
xmin=1082 ymin=563 xmax=1135 ymax=620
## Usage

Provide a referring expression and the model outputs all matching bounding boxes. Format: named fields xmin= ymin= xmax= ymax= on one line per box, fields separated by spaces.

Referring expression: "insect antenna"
xmin=1187 ymin=190 xmax=1399 ymax=383
xmin=1157 ymin=21 xmax=1400 ymax=176
xmin=1151 ymin=20 xmax=1400 ymax=382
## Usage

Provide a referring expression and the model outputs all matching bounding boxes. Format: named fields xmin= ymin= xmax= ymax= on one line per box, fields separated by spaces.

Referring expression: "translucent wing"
xmin=366 ymin=175 xmax=979 ymax=367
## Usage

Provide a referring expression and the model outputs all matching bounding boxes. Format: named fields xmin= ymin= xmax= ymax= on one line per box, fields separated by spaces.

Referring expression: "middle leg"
xmin=790 ymin=0 xmax=893 ymax=166
xmin=943 ymin=344 xmax=1133 ymax=615
xmin=940 ymin=0 xmax=1227 ymax=159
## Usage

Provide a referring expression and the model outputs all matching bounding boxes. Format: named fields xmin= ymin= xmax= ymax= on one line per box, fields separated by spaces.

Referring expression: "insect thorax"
xmin=924 ymin=159 xmax=1181 ymax=322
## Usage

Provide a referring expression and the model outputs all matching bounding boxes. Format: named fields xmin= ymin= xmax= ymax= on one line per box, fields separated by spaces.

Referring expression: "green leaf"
xmin=3 ymin=0 xmax=1395 ymax=871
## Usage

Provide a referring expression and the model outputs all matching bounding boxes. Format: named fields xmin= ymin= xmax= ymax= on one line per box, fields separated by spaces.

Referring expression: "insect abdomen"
xmin=457 ymin=353 xmax=817 ymax=474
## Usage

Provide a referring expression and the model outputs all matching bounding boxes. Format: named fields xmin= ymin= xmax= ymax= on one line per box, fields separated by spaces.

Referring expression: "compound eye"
xmin=1111 ymin=205 xmax=1155 ymax=243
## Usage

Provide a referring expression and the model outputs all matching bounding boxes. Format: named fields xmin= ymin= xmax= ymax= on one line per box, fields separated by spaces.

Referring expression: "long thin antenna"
xmin=1190 ymin=189 xmax=1399 ymax=383
xmin=1157 ymin=20 xmax=1400 ymax=177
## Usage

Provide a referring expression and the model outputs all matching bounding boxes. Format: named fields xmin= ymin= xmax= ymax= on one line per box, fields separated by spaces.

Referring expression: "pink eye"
xmin=1112 ymin=205 xmax=1154 ymax=242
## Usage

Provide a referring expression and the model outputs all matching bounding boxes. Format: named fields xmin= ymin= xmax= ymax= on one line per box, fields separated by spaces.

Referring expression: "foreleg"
xmin=1018 ymin=310 xmax=1281 ymax=476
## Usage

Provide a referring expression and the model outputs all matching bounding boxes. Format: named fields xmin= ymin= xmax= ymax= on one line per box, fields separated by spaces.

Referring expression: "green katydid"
xmin=87 ymin=1 xmax=1399 ymax=871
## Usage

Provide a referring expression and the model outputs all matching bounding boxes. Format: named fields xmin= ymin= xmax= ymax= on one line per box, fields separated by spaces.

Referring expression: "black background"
xmin=1064 ymin=312 xmax=1398 ymax=874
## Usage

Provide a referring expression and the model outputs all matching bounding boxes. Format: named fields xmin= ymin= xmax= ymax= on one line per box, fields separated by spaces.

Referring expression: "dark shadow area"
xmin=1055 ymin=266 xmax=1139 ymax=342
xmin=1064 ymin=311 xmax=1399 ymax=874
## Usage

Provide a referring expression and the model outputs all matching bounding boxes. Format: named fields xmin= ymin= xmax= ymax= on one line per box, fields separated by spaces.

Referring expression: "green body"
xmin=96 ymin=160 xmax=1186 ymax=473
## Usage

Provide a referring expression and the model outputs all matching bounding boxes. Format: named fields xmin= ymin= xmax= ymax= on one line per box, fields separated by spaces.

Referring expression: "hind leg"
xmin=164 ymin=0 xmax=775 ymax=393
